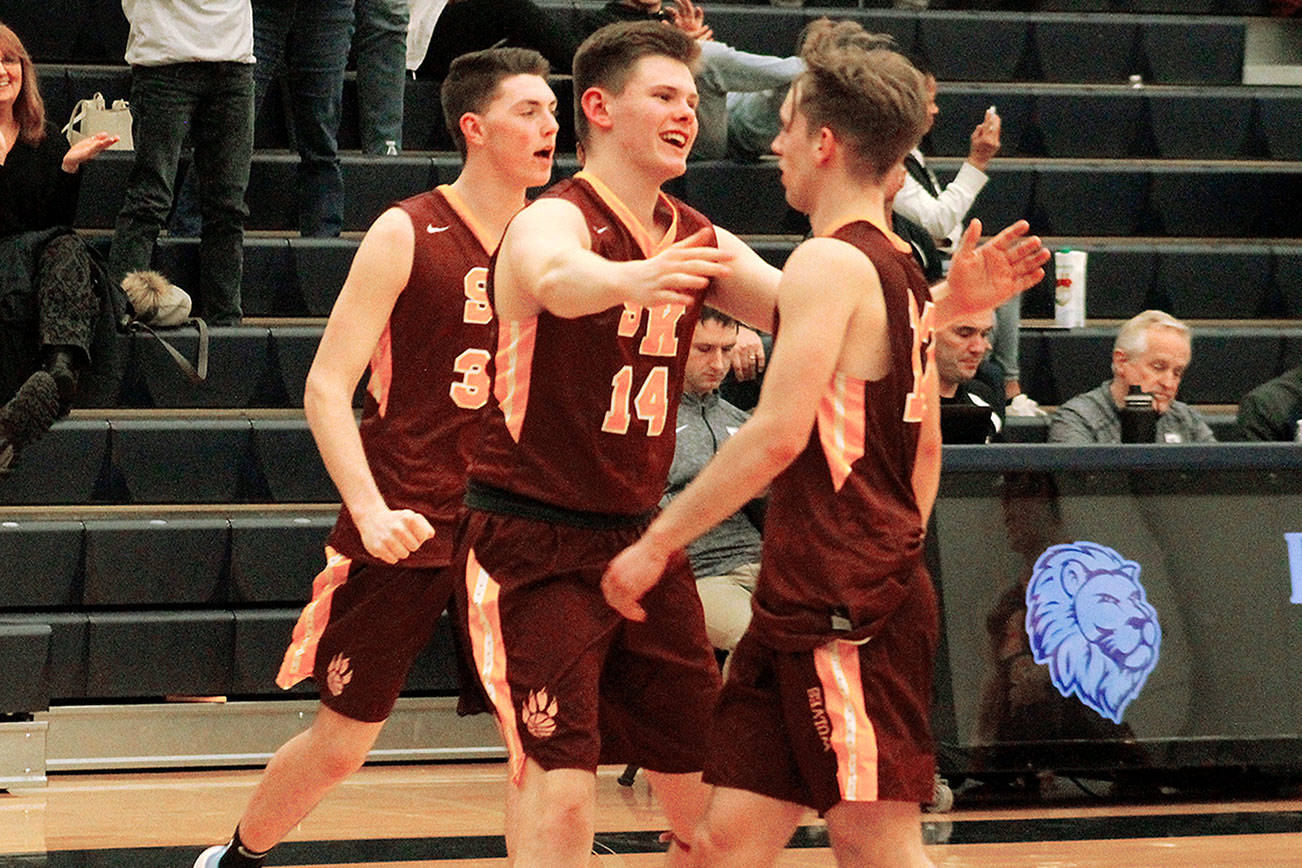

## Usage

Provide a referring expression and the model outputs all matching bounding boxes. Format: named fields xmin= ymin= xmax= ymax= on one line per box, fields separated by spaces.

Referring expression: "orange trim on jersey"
xmin=465 ymin=547 xmax=527 ymax=784
xmin=494 ymin=317 xmax=537 ymax=442
xmin=574 ymin=171 xmax=680 ymax=258
xmin=277 ymin=547 xmax=352 ymax=689
xmin=367 ymin=323 xmax=394 ymax=418
xmin=823 ymin=214 xmax=913 ymax=256
xmin=817 ymin=372 xmax=867 ymax=492
xmin=813 ymin=640 xmax=879 ymax=802
xmin=438 ymin=184 xmax=499 ymax=256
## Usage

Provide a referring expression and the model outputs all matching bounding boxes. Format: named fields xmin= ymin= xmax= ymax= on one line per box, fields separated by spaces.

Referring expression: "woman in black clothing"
xmin=0 ymin=21 xmax=118 ymax=472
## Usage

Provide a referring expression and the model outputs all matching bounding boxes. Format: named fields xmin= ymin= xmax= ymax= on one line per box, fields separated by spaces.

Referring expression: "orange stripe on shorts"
xmin=465 ymin=547 xmax=526 ymax=784
xmin=276 ymin=547 xmax=352 ymax=689
xmin=813 ymin=639 xmax=879 ymax=802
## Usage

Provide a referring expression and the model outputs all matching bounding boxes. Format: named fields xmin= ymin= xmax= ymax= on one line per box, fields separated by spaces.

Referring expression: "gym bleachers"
xmin=3 ymin=2 xmax=1299 ymax=724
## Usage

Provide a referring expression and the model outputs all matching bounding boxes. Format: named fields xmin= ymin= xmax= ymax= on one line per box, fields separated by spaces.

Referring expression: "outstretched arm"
xmin=492 ymin=198 xmax=734 ymax=322
xmin=931 ymin=219 xmax=1049 ymax=325
xmin=602 ymin=238 xmax=872 ymax=620
xmin=304 ymin=208 xmax=435 ymax=564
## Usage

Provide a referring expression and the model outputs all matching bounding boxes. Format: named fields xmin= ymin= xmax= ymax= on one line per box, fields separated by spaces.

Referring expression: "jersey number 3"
xmin=450 ymin=268 xmax=491 ymax=409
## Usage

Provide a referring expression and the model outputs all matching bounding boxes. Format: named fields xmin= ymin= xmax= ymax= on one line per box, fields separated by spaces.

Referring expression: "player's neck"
xmin=581 ymin=153 xmax=670 ymax=238
xmin=808 ymin=176 xmax=888 ymax=238
xmin=447 ymin=163 xmax=531 ymax=245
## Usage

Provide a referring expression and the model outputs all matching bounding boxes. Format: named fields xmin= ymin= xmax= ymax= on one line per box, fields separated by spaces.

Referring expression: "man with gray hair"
xmin=1048 ymin=309 xmax=1215 ymax=444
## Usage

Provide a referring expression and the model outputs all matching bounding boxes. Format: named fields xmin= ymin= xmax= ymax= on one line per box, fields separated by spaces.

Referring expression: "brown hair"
xmin=699 ymin=305 xmax=737 ymax=331
xmin=792 ymin=24 xmax=926 ymax=181
xmin=571 ymin=20 xmax=698 ymax=146
xmin=440 ymin=47 xmax=550 ymax=157
xmin=0 ymin=22 xmax=47 ymax=145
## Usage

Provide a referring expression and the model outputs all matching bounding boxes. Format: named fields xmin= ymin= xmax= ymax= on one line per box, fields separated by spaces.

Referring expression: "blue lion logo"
xmin=1025 ymin=542 xmax=1161 ymax=724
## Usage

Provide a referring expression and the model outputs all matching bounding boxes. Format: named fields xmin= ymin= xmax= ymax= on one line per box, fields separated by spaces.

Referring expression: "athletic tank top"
xmin=751 ymin=219 xmax=938 ymax=650
xmin=328 ymin=186 xmax=498 ymax=566
xmin=467 ymin=172 xmax=717 ymax=518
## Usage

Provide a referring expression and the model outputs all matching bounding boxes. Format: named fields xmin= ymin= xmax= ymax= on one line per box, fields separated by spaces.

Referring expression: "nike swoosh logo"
xmin=676 ymin=425 xmax=688 ymax=433
xmin=593 ymin=225 xmax=609 ymax=235
xmin=427 ymin=224 xmax=449 ymax=233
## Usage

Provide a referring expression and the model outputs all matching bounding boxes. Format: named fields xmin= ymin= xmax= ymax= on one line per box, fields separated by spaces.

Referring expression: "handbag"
xmin=61 ymin=93 xmax=134 ymax=150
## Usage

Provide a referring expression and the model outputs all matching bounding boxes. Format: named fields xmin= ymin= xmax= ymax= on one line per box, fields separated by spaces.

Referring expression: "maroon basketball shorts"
xmin=704 ymin=575 xmax=938 ymax=814
xmin=277 ymin=547 xmax=456 ymax=723
xmin=458 ymin=509 xmax=721 ymax=783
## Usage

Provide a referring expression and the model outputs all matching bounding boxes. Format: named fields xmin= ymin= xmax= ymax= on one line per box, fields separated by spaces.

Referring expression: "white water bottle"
xmin=1054 ymin=249 xmax=1088 ymax=328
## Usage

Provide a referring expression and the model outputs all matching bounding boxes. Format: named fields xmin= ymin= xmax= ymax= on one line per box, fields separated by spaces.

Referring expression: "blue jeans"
xmin=354 ymin=0 xmax=408 ymax=154
xmin=109 ymin=62 xmax=254 ymax=325
xmin=254 ymin=0 xmax=354 ymax=236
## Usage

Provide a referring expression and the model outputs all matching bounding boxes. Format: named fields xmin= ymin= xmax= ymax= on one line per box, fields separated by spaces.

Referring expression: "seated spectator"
xmin=935 ymin=309 xmax=1004 ymax=443
xmin=664 ymin=307 xmax=764 ymax=654
xmin=409 ymin=0 xmax=577 ymax=83
xmin=1048 ymin=310 xmax=1215 ymax=444
xmin=0 ymin=22 xmax=117 ymax=472
xmin=1237 ymin=365 xmax=1302 ymax=441
xmin=109 ymin=0 xmax=254 ymax=324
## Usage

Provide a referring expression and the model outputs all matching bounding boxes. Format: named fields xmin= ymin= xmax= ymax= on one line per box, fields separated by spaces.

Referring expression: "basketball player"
xmin=191 ymin=48 xmax=559 ymax=868
xmin=602 ymin=37 xmax=1049 ymax=867
xmin=456 ymin=21 xmax=781 ymax=868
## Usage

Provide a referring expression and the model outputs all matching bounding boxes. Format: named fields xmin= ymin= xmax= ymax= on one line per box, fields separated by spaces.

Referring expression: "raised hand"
xmin=946 ymin=219 xmax=1049 ymax=315
xmin=968 ymin=106 xmax=1001 ymax=171
xmin=669 ymin=0 xmax=713 ymax=40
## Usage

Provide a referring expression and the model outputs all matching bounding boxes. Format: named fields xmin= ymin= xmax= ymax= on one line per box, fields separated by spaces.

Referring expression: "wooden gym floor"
xmin=2 ymin=762 xmax=1301 ymax=867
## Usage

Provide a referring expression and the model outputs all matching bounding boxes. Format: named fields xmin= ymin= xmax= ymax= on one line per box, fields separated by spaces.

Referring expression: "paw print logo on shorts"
xmin=521 ymin=687 xmax=558 ymax=739
xmin=326 ymin=653 xmax=353 ymax=697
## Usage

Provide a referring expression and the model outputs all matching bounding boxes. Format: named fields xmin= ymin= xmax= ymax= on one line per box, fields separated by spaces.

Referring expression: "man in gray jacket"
xmin=663 ymin=306 xmax=764 ymax=653
xmin=1048 ymin=310 xmax=1215 ymax=444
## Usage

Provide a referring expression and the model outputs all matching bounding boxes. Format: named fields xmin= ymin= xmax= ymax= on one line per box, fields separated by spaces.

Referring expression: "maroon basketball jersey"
xmin=468 ymin=172 xmax=716 ymax=517
xmin=328 ymin=186 xmax=499 ymax=566
xmin=751 ymin=220 xmax=938 ymax=651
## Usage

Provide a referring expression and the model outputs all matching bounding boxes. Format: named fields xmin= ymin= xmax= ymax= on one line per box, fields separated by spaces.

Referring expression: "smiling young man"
xmin=455 ymin=20 xmax=780 ymax=868
xmin=602 ymin=33 xmax=1048 ymax=868
xmin=191 ymin=48 xmax=559 ymax=868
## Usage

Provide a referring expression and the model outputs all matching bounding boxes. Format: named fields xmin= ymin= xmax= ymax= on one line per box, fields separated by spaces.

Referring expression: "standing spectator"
xmin=354 ymin=0 xmax=408 ymax=154
xmin=1 ymin=21 xmax=118 ymax=472
xmin=109 ymin=0 xmax=254 ymax=324
xmin=1048 ymin=310 xmax=1215 ymax=444
xmin=409 ymin=0 xmax=577 ymax=83
xmin=253 ymin=0 xmax=353 ymax=236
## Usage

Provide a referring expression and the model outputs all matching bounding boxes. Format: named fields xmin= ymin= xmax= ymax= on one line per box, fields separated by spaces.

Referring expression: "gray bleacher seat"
xmin=1278 ymin=248 xmax=1302 ymax=319
xmin=706 ymin=8 xmax=814 ymax=59
xmin=1058 ymin=246 xmax=1158 ymax=320
xmin=229 ymin=514 xmax=335 ymax=604
xmin=1147 ymin=94 xmax=1256 ymax=160
xmin=0 ymin=419 xmax=109 ymax=505
xmin=289 ymin=239 xmax=356 ymax=316
xmin=0 ymin=623 xmax=51 ymax=714
xmin=232 ymin=609 xmax=316 ymax=696
xmin=1184 ymin=329 xmax=1283 ymax=406
xmin=0 ymin=520 xmax=84 ymax=609
xmin=1152 ymin=246 xmax=1278 ymax=319
xmin=86 ymin=611 xmax=234 ymax=698
xmin=342 ymin=157 xmax=440 ymax=231
xmin=670 ymin=162 xmax=800 ymax=235
xmin=1030 ymin=329 xmax=1113 ymax=406
xmin=1030 ymin=166 xmax=1148 ymax=237
xmin=406 ymin=612 xmax=463 ymax=693
xmin=1147 ymin=169 xmax=1263 ymax=238
xmin=128 ymin=325 xmax=274 ymax=409
xmin=1033 ymin=92 xmax=1147 ymax=159
xmin=918 ymin=16 xmax=1028 ymax=83
xmin=1258 ymin=94 xmax=1302 ymax=161
xmin=1140 ymin=20 xmax=1243 ymax=85
xmin=964 ymin=167 xmax=1036 ymax=233
xmin=251 ymin=419 xmax=339 ymax=503
xmin=1031 ymin=19 xmax=1137 ymax=84
xmin=0 ymin=613 xmax=90 ymax=700
xmin=82 ymin=517 xmax=229 ymax=606
xmin=110 ymin=418 xmax=255 ymax=503
xmin=270 ymin=325 xmax=355 ymax=410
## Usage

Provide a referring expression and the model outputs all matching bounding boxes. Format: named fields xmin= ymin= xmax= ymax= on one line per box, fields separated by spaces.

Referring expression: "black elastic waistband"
xmin=464 ymin=481 xmax=656 ymax=530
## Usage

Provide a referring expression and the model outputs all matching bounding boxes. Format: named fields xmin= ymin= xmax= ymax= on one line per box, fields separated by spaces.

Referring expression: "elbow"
xmin=760 ymin=429 xmax=806 ymax=473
